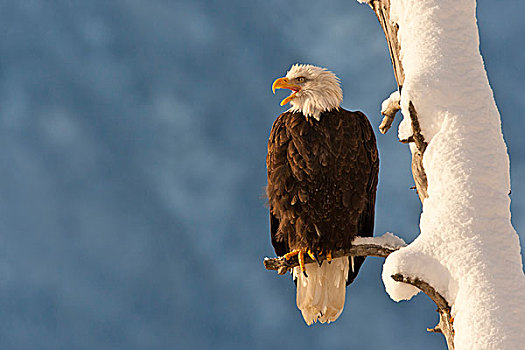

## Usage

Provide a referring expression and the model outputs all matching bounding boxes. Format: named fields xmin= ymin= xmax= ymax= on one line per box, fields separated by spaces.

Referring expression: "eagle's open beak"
xmin=272 ymin=77 xmax=301 ymax=106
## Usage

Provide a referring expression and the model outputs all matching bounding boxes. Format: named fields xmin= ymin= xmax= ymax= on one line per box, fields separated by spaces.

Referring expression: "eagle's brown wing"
xmin=267 ymin=109 xmax=378 ymax=283
xmin=348 ymin=111 xmax=379 ymax=284
xmin=267 ymin=113 xmax=292 ymax=257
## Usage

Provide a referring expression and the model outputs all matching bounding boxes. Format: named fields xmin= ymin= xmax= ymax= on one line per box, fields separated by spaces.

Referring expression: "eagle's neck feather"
xmin=288 ymin=85 xmax=343 ymax=121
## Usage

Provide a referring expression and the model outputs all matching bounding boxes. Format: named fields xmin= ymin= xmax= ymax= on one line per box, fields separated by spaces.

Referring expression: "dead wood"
xmin=264 ymin=243 xmax=400 ymax=274
xmin=367 ymin=0 xmax=429 ymax=201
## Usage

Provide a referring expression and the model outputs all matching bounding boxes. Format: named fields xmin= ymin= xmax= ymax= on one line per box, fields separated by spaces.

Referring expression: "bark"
xmin=368 ymin=0 xmax=404 ymax=89
xmin=406 ymin=101 xmax=429 ymax=201
xmin=368 ymin=0 xmax=429 ymax=202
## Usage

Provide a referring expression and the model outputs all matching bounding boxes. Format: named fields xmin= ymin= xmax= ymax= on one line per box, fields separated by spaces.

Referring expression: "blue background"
xmin=1 ymin=1 xmax=523 ymax=349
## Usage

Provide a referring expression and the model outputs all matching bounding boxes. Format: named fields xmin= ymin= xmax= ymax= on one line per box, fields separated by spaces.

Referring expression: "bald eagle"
xmin=267 ymin=64 xmax=379 ymax=325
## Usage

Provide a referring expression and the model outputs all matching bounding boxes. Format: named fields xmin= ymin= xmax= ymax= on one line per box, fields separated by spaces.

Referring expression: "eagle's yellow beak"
xmin=272 ymin=77 xmax=301 ymax=106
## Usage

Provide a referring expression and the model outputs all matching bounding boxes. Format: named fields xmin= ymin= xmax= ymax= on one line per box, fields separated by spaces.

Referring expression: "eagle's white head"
xmin=272 ymin=64 xmax=343 ymax=121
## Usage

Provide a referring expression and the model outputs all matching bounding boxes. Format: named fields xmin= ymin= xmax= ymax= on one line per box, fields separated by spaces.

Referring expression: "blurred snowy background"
xmin=0 ymin=1 xmax=522 ymax=349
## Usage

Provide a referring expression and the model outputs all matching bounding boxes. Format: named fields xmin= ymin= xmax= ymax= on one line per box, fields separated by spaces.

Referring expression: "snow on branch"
xmin=379 ymin=90 xmax=400 ymax=134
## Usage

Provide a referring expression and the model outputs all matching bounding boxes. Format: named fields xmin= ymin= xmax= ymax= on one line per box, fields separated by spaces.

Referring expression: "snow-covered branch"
xmin=379 ymin=90 xmax=400 ymax=134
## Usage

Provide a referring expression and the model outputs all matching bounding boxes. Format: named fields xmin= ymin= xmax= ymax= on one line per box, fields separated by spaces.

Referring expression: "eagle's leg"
xmin=297 ymin=251 xmax=307 ymax=277
xmin=282 ymin=249 xmax=299 ymax=260
xmin=283 ymin=249 xmax=308 ymax=277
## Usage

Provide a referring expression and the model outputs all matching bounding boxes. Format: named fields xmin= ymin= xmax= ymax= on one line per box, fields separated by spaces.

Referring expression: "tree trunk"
xmin=366 ymin=0 xmax=452 ymax=346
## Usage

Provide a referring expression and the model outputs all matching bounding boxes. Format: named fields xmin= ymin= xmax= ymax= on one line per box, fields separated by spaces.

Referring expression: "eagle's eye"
xmin=296 ymin=76 xmax=306 ymax=83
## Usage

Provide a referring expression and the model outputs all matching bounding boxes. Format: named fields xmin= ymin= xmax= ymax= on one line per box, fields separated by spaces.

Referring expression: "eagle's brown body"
xmin=267 ymin=109 xmax=379 ymax=284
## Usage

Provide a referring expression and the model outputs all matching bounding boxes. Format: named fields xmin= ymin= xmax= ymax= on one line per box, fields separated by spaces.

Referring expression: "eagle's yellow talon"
xmin=307 ymin=249 xmax=316 ymax=261
xmin=309 ymin=249 xmax=324 ymax=266
xmin=283 ymin=249 xmax=308 ymax=277
xmin=326 ymin=250 xmax=332 ymax=263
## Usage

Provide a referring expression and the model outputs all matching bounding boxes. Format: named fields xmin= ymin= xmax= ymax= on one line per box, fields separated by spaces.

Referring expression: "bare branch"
xmin=391 ymin=274 xmax=449 ymax=311
xmin=264 ymin=243 xmax=401 ymax=274
xmin=391 ymin=274 xmax=455 ymax=349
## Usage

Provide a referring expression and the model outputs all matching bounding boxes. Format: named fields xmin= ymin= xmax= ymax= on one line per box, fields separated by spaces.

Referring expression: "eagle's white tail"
xmin=293 ymin=257 xmax=350 ymax=325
